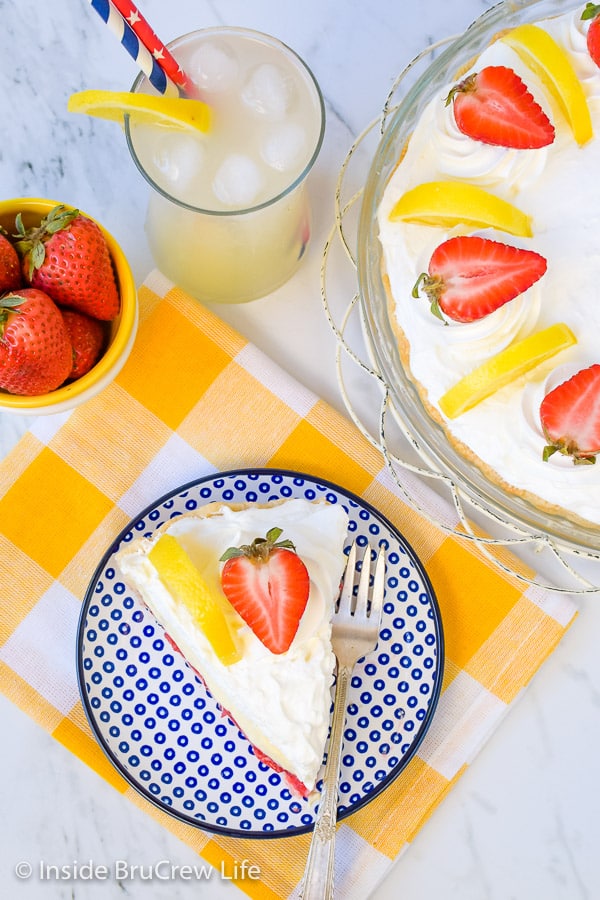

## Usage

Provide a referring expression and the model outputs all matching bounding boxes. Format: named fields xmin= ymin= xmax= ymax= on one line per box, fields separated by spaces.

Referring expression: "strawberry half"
xmin=446 ymin=65 xmax=555 ymax=148
xmin=413 ymin=235 xmax=547 ymax=323
xmin=582 ymin=3 xmax=600 ymax=67
xmin=14 ymin=205 xmax=120 ymax=321
xmin=540 ymin=364 xmax=600 ymax=464
xmin=220 ymin=527 xmax=310 ymax=655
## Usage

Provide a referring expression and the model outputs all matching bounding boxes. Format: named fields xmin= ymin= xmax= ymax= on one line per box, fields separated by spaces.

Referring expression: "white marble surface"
xmin=1 ymin=1 xmax=599 ymax=898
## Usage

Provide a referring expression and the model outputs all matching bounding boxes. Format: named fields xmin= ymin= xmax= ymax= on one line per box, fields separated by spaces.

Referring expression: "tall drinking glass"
xmin=125 ymin=27 xmax=325 ymax=303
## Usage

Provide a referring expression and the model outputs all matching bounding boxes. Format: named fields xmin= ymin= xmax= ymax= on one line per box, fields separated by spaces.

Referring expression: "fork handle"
xmin=299 ymin=664 xmax=351 ymax=900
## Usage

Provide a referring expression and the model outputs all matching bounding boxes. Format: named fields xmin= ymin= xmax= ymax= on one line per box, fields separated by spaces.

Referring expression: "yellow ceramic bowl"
xmin=0 ymin=197 xmax=138 ymax=415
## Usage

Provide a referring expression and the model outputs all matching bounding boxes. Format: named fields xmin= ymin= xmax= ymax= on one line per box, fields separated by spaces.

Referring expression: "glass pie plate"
xmin=355 ymin=0 xmax=599 ymax=562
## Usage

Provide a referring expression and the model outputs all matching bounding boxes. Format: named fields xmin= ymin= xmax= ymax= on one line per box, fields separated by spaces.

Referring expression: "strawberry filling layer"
xmin=162 ymin=630 xmax=311 ymax=798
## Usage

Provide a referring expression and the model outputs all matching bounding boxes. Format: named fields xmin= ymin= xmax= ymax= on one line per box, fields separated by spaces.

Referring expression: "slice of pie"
xmin=116 ymin=497 xmax=349 ymax=797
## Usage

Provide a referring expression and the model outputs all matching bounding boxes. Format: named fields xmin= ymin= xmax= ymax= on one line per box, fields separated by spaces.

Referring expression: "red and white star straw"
xmin=90 ymin=0 xmax=199 ymax=97
xmin=109 ymin=0 xmax=199 ymax=97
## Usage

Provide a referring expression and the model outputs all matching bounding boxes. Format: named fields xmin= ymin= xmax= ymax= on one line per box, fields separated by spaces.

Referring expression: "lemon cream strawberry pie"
xmin=377 ymin=5 xmax=600 ymax=528
xmin=116 ymin=498 xmax=349 ymax=797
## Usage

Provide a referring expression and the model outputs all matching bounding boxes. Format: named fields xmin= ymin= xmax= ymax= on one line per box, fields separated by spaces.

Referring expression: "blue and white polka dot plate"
xmin=77 ymin=469 xmax=444 ymax=838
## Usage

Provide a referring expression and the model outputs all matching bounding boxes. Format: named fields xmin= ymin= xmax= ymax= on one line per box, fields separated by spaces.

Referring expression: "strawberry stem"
xmin=444 ymin=72 xmax=477 ymax=106
xmin=412 ymin=272 xmax=447 ymax=323
xmin=582 ymin=2 xmax=600 ymax=21
xmin=220 ymin=527 xmax=297 ymax=563
xmin=12 ymin=204 xmax=80 ymax=280
xmin=543 ymin=439 xmax=597 ymax=465
xmin=411 ymin=272 xmax=427 ymax=299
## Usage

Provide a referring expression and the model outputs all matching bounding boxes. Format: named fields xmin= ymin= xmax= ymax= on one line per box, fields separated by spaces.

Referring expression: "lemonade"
xmin=125 ymin=27 xmax=325 ymax=303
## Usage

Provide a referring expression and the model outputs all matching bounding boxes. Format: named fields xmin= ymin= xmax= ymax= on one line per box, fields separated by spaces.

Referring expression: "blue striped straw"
xmin=89 ymin=0 xmax=179 ymax=96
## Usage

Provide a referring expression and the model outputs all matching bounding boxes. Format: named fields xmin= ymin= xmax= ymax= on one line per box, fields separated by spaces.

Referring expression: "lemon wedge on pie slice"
xmin=68 ymin=89 xmax=212 ymax=133
xmin=439 ymin=323 xmax=577 ymax=419
xmin=148 ymin=534 xmax=241 ymax=665
xmin=501 ymin=24 xmax=592 ymax=145
xmin=388 ymin=181 xmax=533 ymax=237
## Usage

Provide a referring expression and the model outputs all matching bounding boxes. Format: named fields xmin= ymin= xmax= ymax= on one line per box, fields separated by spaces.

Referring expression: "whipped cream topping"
xmin=378 ymin=8 xmax=600 ymax=525
xmin=117 ymin=499 xmax=349 ymax=791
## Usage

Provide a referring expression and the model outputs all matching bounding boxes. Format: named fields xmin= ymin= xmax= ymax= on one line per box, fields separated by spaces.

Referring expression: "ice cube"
xmin=189 ymin=39 xmax=239 ymax=93
xmin=241 ymin=63 xmax=295 ymax=119
xmin=150 ymin=131 xmax=205 ymax=186
xmin=212 ymin=154 xmax=265 ymax=207
xmin=131 ymin=126 xmax=205 ymax=202
xmin=261 ymin=122 xmax=307 ymax=172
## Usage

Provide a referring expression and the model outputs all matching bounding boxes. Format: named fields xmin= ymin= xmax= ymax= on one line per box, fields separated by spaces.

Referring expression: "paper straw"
xmin=103 ymin=0 xmax=199 ymax=98
xmin=110 ymin=0 xmax=199 ymax=97
xmin=90 ymin=0 xmax=179 ymax=96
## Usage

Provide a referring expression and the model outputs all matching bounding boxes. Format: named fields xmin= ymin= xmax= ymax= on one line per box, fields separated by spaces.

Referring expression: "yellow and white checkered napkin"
xmin=0 ymin=271 xmax=577 ymax=899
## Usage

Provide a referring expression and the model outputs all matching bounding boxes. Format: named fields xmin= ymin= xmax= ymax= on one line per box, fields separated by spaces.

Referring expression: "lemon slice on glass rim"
xmin=68 ymin=89 xmax=212 ymax=133
xmin=439 ymin=322 xmax=577 ymax=419
xmin=388 ymin=180 xmax=533 ymax=237
xmin=501 ymin=24 xmax=592 ymax=146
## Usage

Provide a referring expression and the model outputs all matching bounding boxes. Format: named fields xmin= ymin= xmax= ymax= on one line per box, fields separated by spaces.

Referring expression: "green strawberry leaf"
xmin=0 ymin=294 xmax=26 ymax=310
xmin=31 ymin=242 xmax=46 ymax=270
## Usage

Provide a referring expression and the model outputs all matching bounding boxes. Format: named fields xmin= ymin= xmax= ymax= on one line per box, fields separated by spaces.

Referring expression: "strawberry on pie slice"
xmin=116 ymin=498 xmax=349 ymax=797
xmin=220 ymin=526 xmax=311 ymax=655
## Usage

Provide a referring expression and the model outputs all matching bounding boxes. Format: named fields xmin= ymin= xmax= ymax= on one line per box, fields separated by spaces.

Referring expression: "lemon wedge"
xmin=502 ymin=24 xmax=592 ymax=145
xmin=388 ymin=181 xmax=533 ymax=237
xmin=439 ymin=323 xmax=577 ymax=419
xmin=68 ymin=89 xmax=211 ymax=133
xmin=149 ymin=534 xmax=241 ymax=665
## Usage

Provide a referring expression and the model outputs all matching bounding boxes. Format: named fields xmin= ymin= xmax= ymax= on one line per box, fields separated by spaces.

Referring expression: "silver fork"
xmin=299 ymin=540 xmax=386 ymax=900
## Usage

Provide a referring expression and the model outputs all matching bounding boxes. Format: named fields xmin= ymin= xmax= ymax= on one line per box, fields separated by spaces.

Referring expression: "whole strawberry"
xmin=61 ymin=309 xmax=106 ymax=380
xmin=540 ymin=364 xmax=600 ymax=464
xmin=0 ymin=231 xmax=22 ymax=293
xmin=582 ymin=3 xmax=600 ymax=67
xmin=0 ymin=289 xmax=73 ymax=395
xmin=15 ymin=205 xmax=120 ymax=321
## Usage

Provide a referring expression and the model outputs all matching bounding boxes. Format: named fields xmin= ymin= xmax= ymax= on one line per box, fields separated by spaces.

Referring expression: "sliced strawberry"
xmin=446 ymin=65 xmax=555 ymax=148
xmin=540 ymin=364 xmax=600 ymax=464
xmin=413 ymin=235 xmax=547 ymax=323
xmin=582 ymin=3 xmax=600 ymax=67
xmin=220 ymin=527 xmax=310 ymax=655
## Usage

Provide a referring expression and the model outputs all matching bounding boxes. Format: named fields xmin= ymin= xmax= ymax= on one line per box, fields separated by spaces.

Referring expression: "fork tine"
xmin=371 ymin=547 xmax=386 ymax=624
xmin=338 ymin=540 xmax=357 ymax=612
xmin=354 ymin=542 xmax=372 ymax=619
